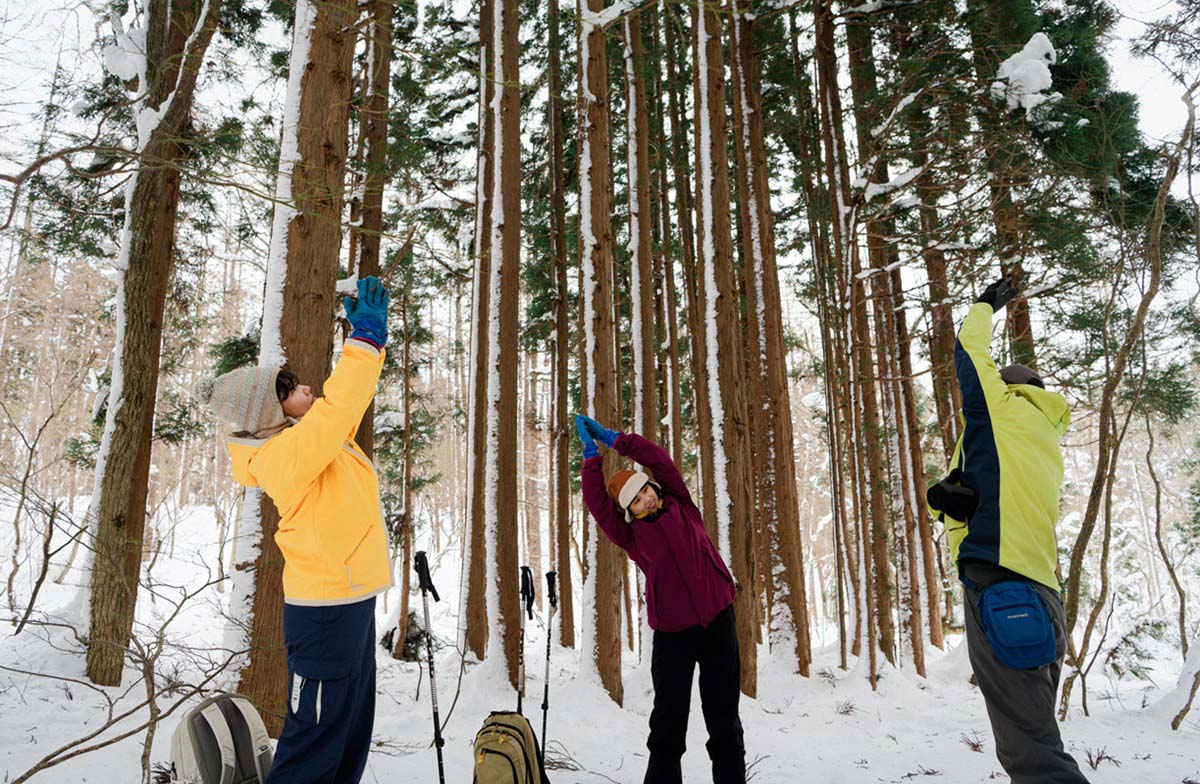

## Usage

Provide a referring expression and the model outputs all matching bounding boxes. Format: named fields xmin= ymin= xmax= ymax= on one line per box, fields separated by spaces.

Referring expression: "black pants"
xmin=645 ymin=604 xmax=745 ymax=784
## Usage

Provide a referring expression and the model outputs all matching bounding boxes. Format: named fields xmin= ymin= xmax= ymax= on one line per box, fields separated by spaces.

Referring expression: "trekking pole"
xmin=540 ymin=571 xmax=557 ymax=769
xmin=517 ymin=566 xmax=535 ymax=713
xmin=414 ymin=551 xmax=445 ymax=784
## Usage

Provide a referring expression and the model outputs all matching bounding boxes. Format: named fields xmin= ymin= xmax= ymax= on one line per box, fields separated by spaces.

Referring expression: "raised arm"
xmin=253 ymin=339 xmax=385 ymax=507
xmin=955 ymin=301 xmax=1012 ymax=421
xmin=254 ymin=278 xmax=389 ymax=503
xmin=613 ymin=432 xmax=692 ymax=504
xmin=580 ymin=454 xmax=636 ymax=553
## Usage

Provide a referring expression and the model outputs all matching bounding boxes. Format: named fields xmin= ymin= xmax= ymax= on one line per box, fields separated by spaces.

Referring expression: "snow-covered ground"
xmin=1 ymin=502 xmax=1197 ymax=783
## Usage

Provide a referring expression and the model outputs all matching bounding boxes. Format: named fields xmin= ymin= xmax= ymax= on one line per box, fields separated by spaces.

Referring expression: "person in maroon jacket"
xmin=576 ymin=414 xmax=746 ymax=784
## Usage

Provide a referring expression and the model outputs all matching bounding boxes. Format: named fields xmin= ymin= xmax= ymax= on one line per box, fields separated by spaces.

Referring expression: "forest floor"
xmin=0 ymin=502 xmax=1196 ymax=783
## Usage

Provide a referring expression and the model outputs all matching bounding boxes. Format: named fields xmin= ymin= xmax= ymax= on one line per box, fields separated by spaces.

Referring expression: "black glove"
xmin=926 ymin=469 xmax=977 ymax=522
xmin=976 ymin=274 xmax=1019 ymax=312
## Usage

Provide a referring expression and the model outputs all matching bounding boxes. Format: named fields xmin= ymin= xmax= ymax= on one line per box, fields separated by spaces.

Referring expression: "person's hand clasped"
xmin=575 ymin=414 xmax=599 ymax=459
xmin=579 ymin=414 xmax=619 ymax=449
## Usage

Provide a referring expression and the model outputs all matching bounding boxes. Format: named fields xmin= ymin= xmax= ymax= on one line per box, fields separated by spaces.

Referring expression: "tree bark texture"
xmin=237 ymin=0 xmax=359 ymax=733
xmin=86 ymin=0 xmax=222 ymax=687
xmin=579 ymin=0 xmax=624 ymax=705
xmin=478 ymin=0 xmax=523 ymax=688
xmin=547 ymin=0 xmax=574 ymax=648
xmin=690 ymin=1 xmax=758 ymax=697
xmin=730 ymin=1 xmax=812 ymax=676
xmin=624 ymin=11 xmax=658 ymax=444
xmin=352 ymin=0 xmax=394 ymax=459
xmin=464 ymin=0 xmax=496 ymax=661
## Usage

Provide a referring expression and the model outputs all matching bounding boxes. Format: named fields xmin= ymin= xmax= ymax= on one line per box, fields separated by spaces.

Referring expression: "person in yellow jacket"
xmin=197 ymin=276 xmax=391 ymax=784
xmin=927 ymin=273 xmax=1088 ymax=784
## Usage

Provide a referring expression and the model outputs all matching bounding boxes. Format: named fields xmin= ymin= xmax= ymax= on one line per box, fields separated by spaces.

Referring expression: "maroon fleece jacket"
xmin=581 ymin=432 xmax=736 ymax=633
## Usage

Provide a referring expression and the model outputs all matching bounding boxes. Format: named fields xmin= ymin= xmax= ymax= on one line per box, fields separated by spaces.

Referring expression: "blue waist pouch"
xmin=976 ymin=580 xmax=1056 ymax=670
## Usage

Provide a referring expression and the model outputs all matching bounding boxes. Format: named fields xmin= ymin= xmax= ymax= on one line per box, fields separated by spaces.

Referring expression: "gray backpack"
xmin=168 ymin=693 xmax=273 ymax=784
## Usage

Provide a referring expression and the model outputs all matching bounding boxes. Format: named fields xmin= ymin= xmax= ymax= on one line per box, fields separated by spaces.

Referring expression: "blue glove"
xmin=580 ymin=415 xmax=619 ymax=448
xmin=345 ymin=276 xmax=389 ymax=347
xmin=575 ymin=414 xmax=599 ymax=459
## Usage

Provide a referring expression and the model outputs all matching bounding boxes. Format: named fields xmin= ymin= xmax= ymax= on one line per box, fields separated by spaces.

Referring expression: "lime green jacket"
xmin=940 ymin=303 xmax=1071 ymax=591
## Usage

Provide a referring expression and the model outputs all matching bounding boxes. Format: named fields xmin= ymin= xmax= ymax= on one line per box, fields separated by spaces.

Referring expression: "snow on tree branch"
xmin=990 ymin=32 xmax=1061 ymax=116
xmin=579 ymin=0 xmax=648 ymax=31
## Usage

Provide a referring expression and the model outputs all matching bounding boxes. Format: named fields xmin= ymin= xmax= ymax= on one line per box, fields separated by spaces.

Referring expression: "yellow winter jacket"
xmin=940 ymin=303 xmax=1071 ymax=591
xmin=227 ymin=339 xmax=393 ymax=606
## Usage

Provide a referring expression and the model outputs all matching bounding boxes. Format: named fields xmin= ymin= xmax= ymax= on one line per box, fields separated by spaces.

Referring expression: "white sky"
xmin=0 ymin=1 xmax=1193 ymax=219
xmin=1109 ymin=0 xmax=1191 ymax=146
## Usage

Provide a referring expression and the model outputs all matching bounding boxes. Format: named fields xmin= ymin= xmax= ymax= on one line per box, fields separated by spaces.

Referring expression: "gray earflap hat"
xmin=194 ymin=366 xmax=286 ymax=434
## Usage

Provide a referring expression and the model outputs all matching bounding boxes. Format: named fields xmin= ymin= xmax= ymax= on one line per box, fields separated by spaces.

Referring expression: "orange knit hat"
xmin=607 ymin=469 xmax=661 ymax=522
xmin=607 ymin=469 xmax=641 ymax=505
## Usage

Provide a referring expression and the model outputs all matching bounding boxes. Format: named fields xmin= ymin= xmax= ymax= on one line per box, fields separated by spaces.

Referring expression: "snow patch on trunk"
xmin=695 ymin=7 xmax=732 ymax=565
xmin=624 ymin=16 xmax=644 ymax=435
xmin=260 ymin=0 xmax=317 ymax=370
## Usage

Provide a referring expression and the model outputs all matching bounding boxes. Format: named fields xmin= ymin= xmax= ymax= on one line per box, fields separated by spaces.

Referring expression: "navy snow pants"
xmin=265 ymin=596 xmax=377 ymax=784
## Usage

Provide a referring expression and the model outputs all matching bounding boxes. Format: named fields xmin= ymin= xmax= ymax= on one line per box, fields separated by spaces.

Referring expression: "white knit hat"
xmin=194 ymin=366 xmax=286 ymax=435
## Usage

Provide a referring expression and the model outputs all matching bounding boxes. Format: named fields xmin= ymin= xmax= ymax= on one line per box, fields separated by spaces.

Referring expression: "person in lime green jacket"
xmin=198 ymin=276 xmax=392 ymax=784
xmin=927 ymin=274 xmax=1088 ymax=784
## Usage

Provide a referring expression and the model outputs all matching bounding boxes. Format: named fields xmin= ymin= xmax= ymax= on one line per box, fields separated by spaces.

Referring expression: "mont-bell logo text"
xmin=1006 ymin=612 xmax=1031 ymax=620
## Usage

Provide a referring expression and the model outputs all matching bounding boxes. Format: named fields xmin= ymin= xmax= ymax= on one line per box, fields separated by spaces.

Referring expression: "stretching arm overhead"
xmin=613 ymin=432 xmax=692 ymax=505
xmin=252 ymin=340 xmax=384 ymax=508
xmin=580 ymin=453 xmax=636 ymax=553
xmin=955 ymin=302 xmax=1011 ymax=421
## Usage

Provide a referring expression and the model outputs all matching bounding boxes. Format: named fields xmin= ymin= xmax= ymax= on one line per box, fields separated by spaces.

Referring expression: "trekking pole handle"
xmin=415 ymin=551 xmax=440 ymax=602
xmin=520 ymin=565 xmax=535 ymax=620
xmin=545 ymin=571 xmax=557 ymax=611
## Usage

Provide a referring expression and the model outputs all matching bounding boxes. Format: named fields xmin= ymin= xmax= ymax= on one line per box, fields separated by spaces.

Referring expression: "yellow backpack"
xmin=472 ymin=711 xmax=549 ymax=784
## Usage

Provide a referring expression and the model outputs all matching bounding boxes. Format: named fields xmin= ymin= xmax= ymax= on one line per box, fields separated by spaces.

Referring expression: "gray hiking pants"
xmin=963 ymin=569 xmax=1090 ymax=784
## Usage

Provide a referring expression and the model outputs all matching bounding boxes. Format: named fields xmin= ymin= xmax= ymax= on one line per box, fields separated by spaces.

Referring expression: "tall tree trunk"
xmin=814 ymin=0 xmax=890 ymax=682
xmin=352 ymin=0 xmax=393 ymax=459
xmin=523 ymin=355 xmax=543 ymax=604
xmin=464 ymin=0 xmax=496 ymax=661
xmin=480 ymin=0 xmax=523 ymax=687
xmin=236 ymin=0 xmax=359 ymax=734
xmin=787 ymin=11 xmax=854 ymax=665
xmin=898 ymin=52 xmax=962 ymax=463
xmin=650 ymin=8 xmax=683 ymax=463
xmin=882 ymin=9 xmax=952 ymax=651
xmin=624 ymin=11 xmax=657 ymax=443
xmin=964 ymin=0 xmax=1037 ymax=366
xmin=394 ymin=281 xmax=415 ymax=658
xmin=729 ymin=0 xmax=811 ymax=676
xmin=690 ymin=1 xmax=757 ymax=697
xmin=85 ymin=0 xmax=222 ymax=687
xmin=547 ymin=0 xmax=574 ymax=649
xmin=844 ymin=2 xmax=921 ymax=671
xmin=664 ymin=4 xmax=701 ymax=472
xmin=578 ymin=0 xmax=623 ymax=705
